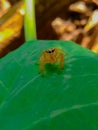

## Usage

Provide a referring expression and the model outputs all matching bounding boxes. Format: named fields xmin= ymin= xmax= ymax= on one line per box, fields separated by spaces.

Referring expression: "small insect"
xmin=39 ymin=47 xmax=65 ymax=75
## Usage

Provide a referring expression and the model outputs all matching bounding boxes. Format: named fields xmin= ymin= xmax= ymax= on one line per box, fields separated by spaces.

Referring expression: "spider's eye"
xmin=51 ymin=49 xmax=55 ymax=53
xmin=45 ymin=48 xmax=55 ymax=53
xmin=46 ymin=50 xmax=51 ymax=53
xmin=48 ymin=51 xmax=51 ymax=53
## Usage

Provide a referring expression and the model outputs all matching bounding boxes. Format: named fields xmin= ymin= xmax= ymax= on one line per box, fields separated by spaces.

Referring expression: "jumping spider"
xmin=39 ymin=47 xmax=65 ymax=75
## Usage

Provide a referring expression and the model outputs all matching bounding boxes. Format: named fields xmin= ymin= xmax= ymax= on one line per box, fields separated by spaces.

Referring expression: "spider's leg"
xmin=39 ymin=61 xmax=46 ymax=75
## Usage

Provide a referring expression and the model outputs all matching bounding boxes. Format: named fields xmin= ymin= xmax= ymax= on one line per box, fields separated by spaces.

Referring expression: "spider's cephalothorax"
xmin=39 ymin=48 xmax=65 ymax=75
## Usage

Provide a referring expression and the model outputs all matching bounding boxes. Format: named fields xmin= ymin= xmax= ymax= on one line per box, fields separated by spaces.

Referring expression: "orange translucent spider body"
xmin=39 ymin=48 xmax=65 ymax=75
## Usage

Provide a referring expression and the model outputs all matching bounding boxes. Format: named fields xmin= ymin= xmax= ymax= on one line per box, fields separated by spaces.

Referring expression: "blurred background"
xmin=0 ymin=0 xmax=98 ymax=57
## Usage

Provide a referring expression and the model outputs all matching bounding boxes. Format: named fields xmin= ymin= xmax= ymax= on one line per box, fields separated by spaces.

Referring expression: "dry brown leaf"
xmin=69 ymin=1 xmax=88 ymax=13
xmin=84 ymin=10 xmax=98 ymax=31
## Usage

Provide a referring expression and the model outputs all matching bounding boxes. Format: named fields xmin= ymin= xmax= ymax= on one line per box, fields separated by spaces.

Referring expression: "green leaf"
xmin=0 ymin=40 xmax=98 ymax=130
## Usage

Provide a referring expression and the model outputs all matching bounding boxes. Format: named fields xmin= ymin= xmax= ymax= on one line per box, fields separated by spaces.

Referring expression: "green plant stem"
xmin=24 ymin=0 xmax=37 ymax=41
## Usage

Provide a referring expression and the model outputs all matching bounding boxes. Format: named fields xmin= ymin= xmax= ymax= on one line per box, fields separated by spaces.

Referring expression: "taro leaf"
xmin=0 ymin=40 xmax=98 ymax=130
